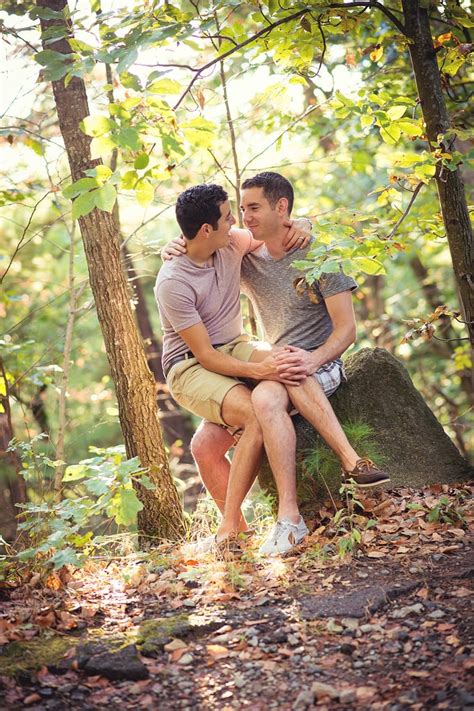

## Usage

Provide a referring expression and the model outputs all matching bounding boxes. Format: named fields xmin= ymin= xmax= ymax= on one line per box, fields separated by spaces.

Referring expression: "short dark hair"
xmin=175 ymin=184 xmax=228 ymax=239
xmin=241 ymin=171 xmax=294 ymax=214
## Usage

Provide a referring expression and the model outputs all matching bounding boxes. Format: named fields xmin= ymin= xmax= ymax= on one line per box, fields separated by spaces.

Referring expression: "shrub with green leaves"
xmin=13 ymin=442 xmax=155 ymax=569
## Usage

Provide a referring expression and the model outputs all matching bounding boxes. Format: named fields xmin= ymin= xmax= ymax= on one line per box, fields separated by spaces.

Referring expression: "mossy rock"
xmin=0 ymin=636 xmax=73 ymax=677
xmin=137 ymin=612 xmax=225 ymax=656
xmin=258 ymin=348 xmax=473 ymax=512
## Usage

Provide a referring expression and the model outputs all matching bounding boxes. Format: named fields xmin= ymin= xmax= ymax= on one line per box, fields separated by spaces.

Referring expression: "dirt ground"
xmin=0 ymin=483 xmax=473 ymax=710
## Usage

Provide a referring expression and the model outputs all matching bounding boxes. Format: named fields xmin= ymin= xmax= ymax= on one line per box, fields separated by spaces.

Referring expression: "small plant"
xmin=332 ymin=479 xmax=377 ymax=557
xmin=11 ymin=441 xmax=155 ymax=570
xmin=407 ymin=494 xmax=466 ymax=526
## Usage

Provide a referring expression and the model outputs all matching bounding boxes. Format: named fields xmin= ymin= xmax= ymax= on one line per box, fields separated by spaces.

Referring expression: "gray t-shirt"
xmin=240 ymin=243 xmax=357 ymax=353
xmin=155 ymin=232 xmax=252 ymax=373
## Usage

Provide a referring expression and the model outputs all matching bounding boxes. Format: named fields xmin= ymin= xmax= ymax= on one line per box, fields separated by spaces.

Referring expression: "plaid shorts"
xmin=314 ymin=359 xmax=346 ymax=397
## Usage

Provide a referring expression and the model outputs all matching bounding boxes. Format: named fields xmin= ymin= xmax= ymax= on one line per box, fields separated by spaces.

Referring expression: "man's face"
xmin=210 ymin=200 xmax=236 ymax=247
xmin=240 ymin=187 xmax=282 ymax=240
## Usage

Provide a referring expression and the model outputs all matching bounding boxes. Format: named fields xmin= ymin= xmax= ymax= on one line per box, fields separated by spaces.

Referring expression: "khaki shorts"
xmin=166 ymin=335 xmax=263 ymax=426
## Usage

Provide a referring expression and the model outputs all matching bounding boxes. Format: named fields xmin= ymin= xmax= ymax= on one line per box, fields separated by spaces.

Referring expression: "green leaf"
xmin=63 ymin=464 xmax=87 ymax=481
xmin=134 ymin=153 xmax=150 ymax=170
xmin=116 ymin=47 xmax=138 ymax=74
xmin=90 ymin=135 xmax=116 ymax=158
xmin=25 ymin=138 xmax=44 ymax=156
xmin=72 ymin=190 xmax=96 ymax=220
xmin=181 ymin=117 xmax=216 ymax=149
xmin=94 ymin=165 xmax=112 ymax=181
xmin=137 ymin=474 xmax=155 ymax=490
xmin=387 ymin=105 xmax=407 ymax=121
xmin=135 ymin=179 xmax=154 ymax=206
xmin=397 ymin=120 xmax=423 ymax=137
xmin=443 ymin=47 xmax=469 ymax=76
xmin=94 ymin=183 xmax=117 ymax=213
xmin=81 ymin=115 xmax=115 ymax=138
xmin=63 ymin=177 xmax=99 ymax=199
xmin=34 ymin=49 xmax=65 ymax=67
xmin=50 ymin=547 xmax=83 ymax=569
xmin=379 ymin=125 xmax=401 ymax=145
xmin=117 ymin=127 xmax=140 ymax=151
xmin=114 ymin=488 xmax=143 ymax=526
xmin=148 ymin=78 xmax=182 ymax=94
xmin=121 ymin=170 xmax=138 ymax=190
xmin=413 ymin=163 xmax=436 ymax=180
xmin=360 ymin=114 xmax=374 ymax=129
xmin=353 ymin=256 xmax=386 ymax=275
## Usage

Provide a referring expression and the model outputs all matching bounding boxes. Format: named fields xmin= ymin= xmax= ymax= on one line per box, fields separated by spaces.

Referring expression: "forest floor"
xmin=0 ymin=482 xmax=473 ymax=710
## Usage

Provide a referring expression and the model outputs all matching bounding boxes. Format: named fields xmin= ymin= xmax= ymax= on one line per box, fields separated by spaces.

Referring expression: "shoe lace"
xmin=355 ymin=457 xmax=374 ymax=471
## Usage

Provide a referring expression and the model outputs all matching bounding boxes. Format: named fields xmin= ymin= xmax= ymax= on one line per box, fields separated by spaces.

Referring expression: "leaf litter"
xmin=0 ymin=482 xmax=473 ymax=709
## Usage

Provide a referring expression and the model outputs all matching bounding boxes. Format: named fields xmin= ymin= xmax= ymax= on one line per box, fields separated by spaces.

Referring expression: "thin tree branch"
xmin=0 ymin=191 xmax=53 ymax=285
xmin=384 ymin=182 xmax=424 ymax=240
xmin=172 ymin=8 xmax=310 ymax=110
xmin=242 ymin=98 xmax=331 ymax=173
xmin=327 ymin=2 xmax=406 ymax=34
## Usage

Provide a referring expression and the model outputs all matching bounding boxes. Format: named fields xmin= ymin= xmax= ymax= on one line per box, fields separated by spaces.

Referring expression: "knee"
xmin=251 ymin=382 xmax=288 ymax=416
xmin=191 ymin=422 xmax=229 ymax=466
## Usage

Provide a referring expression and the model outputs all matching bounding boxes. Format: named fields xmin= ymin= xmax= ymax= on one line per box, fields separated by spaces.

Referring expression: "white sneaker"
xmin=182 ymin=534 xmax=215 ymax=556
xmin=259 ymin=517 xmax=309 ymax=556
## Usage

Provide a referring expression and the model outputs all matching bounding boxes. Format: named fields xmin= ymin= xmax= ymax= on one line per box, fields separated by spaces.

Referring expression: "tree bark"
xmin=0 ymin=357 xmax=26 ymax=543
xmin=37 ymin=0 xmax=185 ymax=541
xmin=402 ymin=0 xmax=474 ymax=345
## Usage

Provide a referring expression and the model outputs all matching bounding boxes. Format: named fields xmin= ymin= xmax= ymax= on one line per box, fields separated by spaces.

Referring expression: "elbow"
xmin=195 ymin=349 xmax=215 ymax=370
xmin=348 ymin=324 xmax=357 ymax=346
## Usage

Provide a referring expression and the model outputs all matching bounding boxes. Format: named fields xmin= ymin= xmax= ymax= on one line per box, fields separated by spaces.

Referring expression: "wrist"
xmin=309 ymin=351 xmax=322 ymax=373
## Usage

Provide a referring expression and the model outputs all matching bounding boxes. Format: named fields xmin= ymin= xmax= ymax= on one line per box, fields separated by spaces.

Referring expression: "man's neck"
xmin=186 ymin=239 xmax=215 ymax=267
xmin=263 ymin=223 xmax=289 ymax=259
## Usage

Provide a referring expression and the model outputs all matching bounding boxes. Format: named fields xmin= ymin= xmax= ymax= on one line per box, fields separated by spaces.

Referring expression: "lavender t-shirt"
xmin=155 ymin=231 xmax=252 ymax=373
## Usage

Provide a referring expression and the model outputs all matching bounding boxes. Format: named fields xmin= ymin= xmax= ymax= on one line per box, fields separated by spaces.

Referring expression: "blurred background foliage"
xmin=0 ymin=0 xmax=472 ymax=515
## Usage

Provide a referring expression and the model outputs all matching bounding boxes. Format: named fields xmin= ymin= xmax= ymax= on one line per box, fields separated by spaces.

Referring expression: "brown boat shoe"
xmin=342 ymin=458 xmax=391 ymax=488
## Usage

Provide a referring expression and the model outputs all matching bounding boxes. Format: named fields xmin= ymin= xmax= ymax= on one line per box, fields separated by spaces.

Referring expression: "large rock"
xmin=258 ymin=348 xmax=472 ymax=507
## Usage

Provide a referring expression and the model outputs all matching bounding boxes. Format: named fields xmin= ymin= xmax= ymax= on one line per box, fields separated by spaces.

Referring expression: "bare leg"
xmin=191 ymin=422 xmax=234 ymax=515
xmin=214 ymin=384 xmax=263 ymax=540
xmin=251 ymin=381 xmax=301 ymax=524
xmin=287 ymin=378 xmax=359 ymax=470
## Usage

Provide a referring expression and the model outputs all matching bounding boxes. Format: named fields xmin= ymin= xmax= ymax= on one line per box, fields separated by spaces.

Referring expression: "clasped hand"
xmin=260 ymin=345 xmax=315 ymax=386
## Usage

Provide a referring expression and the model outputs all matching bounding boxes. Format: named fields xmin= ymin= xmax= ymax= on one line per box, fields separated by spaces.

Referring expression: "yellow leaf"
xmin=436 ymin=32 xmax=452 ymax=45
xmin=196 ymin=88 xmax=205 ymax=110
xmin=370 ymin=45 xmax=383 ymax=62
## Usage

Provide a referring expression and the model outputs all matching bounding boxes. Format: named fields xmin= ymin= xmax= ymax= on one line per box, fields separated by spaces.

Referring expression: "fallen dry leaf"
xmin=164 ymin=638 xmax=188 ymax=652
xmin=207 ymin=644 xmax=229 ymax=660
xmin=170 ymin=648 xmax=188 ymax=662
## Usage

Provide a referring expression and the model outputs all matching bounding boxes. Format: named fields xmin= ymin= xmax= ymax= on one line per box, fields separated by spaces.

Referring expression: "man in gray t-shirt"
xmin=163 ymin=172 xmax=389 ymax=556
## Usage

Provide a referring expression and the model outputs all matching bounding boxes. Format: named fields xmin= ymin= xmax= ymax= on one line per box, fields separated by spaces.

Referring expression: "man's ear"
xmin=276 ymin=197 xmax=289 ymax=217
xmin=198 ymin=223 xmax=212 ymax=240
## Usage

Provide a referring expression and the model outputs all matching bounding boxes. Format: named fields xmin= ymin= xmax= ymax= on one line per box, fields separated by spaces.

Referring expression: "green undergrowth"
xmin=298 ymin=420 xmax=384 ymax=505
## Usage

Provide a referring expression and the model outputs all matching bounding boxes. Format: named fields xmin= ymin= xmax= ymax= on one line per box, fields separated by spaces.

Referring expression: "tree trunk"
xmin=37 ymin=0 xmax=185 ymax=541
xmin=402 ymin=0 xmax=474 ymax=345
xmin=101 ymin=60 xmax=194 ymax=462
xmin=0 ymin=357 xmax=26 ymax=543
xmin=409 ymin=254 xmax=472 ymax=404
